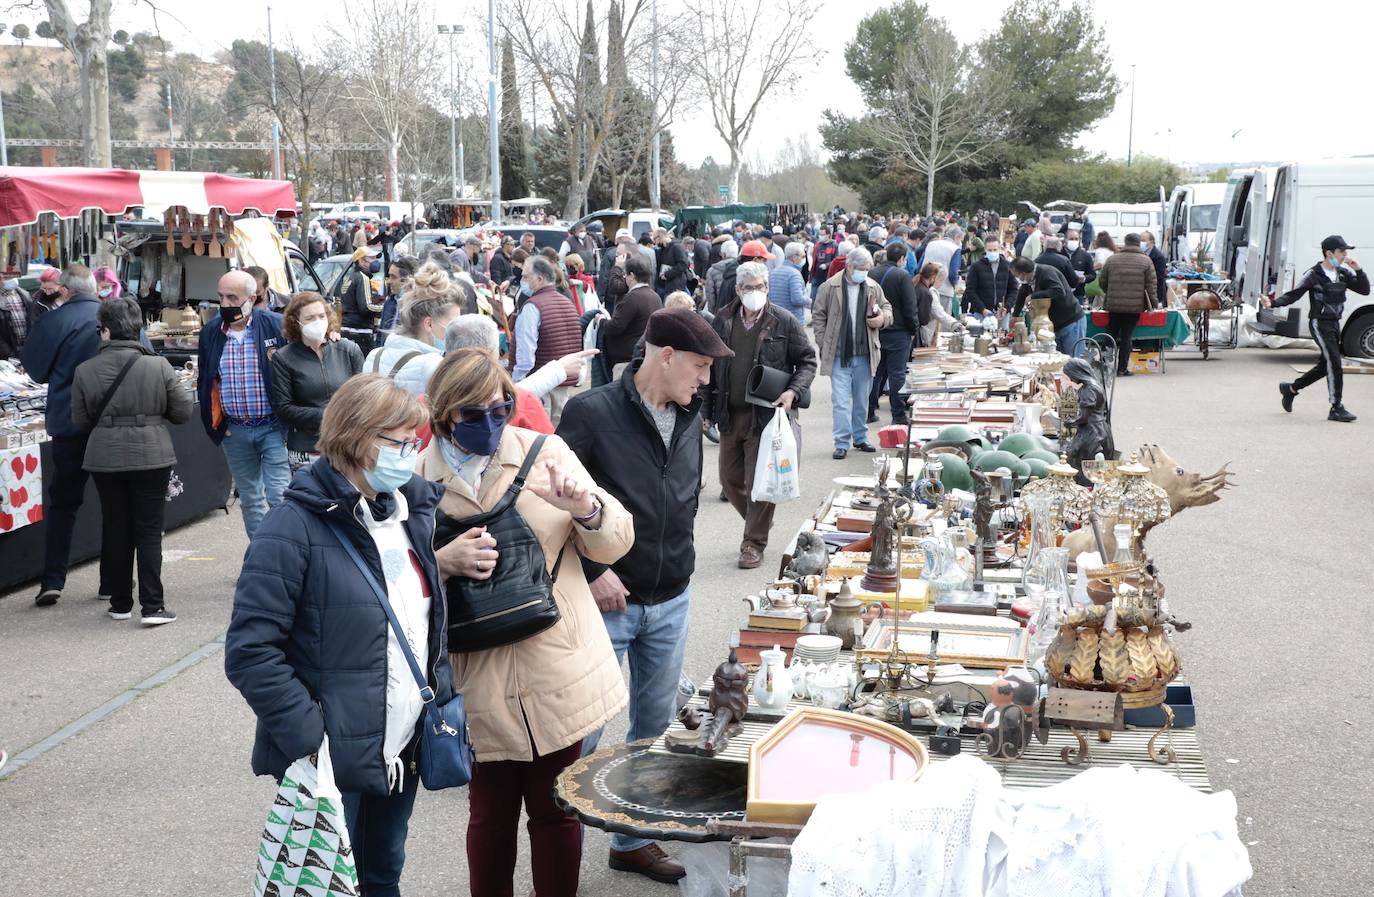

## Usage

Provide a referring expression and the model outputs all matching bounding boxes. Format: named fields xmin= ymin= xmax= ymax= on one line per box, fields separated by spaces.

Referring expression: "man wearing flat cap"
xmin=557 ymin=308 xmax=734 ymax=884
xmin=702 ymin=260 xmax=818 ymax=570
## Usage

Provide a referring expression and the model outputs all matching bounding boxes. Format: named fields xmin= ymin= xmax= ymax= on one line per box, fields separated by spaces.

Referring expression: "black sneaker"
xmin=1279 ymin=382 xmax=1296 ymax=413
xmin=108 ymin=609 xmax=132 ymax=621
xmin=1329 ymin=405 xmax=1357 ymax=423
xmin=833 ymin=448 xmax=848 ymax=460
xmin=866 ymin=411 xmax=879 ymax=424
xmin=34 ymin=588 xmax=60 ymax=608
xmin=1117 ymin=369 xmax=1134 ymax=377
xmin=141 ymin=607 xmax=178 ymax=627
xmin=854 ymin=442 xmax=877 ymax=453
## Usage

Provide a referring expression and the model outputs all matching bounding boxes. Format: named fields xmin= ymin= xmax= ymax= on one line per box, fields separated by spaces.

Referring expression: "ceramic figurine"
xmin=1062 ymin=358 xmax=1115 ymax=484
xmin=752 ymin=647 xmax=794 ymax=712
xmin=977 ymin=668 xmax=1041 ymax=759
xmin=669 ymin=649 xmax=750 ymax=757
xmin=919 ymin=534 xmax=972 ymax=596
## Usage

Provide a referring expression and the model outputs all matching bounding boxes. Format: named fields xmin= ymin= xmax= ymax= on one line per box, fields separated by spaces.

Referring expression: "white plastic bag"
xmin=751 ymin=407 xmax=801 ymax=504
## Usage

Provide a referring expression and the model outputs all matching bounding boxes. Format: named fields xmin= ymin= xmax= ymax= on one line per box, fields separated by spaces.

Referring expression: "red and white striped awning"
xmin=0 ymin=166 xmax=297 ymax=229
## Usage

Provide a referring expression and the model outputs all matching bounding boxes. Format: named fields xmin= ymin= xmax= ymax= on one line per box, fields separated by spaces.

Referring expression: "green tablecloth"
xmin=1086 ymin=309 xmax=1192 ymax=350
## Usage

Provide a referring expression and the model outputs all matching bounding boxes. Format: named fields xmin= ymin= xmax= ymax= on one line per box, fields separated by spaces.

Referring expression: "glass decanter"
xmin=1026 ymin=547 xmax=1071 ymax=670
xmin=1021 ymin=492 xmax=1055 ymax=588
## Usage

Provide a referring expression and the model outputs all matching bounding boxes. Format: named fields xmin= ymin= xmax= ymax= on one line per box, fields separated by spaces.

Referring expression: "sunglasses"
xmin=453 ymin=399 xmax=514 ymax=425
xmin=376 ymin=433 xmax=424 ymax=458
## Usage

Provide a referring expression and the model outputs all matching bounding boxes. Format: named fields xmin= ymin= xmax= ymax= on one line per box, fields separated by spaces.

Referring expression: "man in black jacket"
xmin=1035 ymin=236 xmax=1078 ymax=291
xmin=702 ymin=262 xmax=818 ymax=569
xmin=339 ymin=249 xmax=380 ymax=355
xmin=1064 ymin=226 xmax=1097 ymax=302
xmin=1011 ymin=256 xmax=1085 ymax=356
xmin=653 ymin=228 xmax=692 ymax=299
xmin=961 ymin=238 xmax=1018 ymax=314
xmin=1265 ymin=235 xmax=1369 ymax=422
xmin=558 ymin=308 xmax=734 ymax=883
xmin=1141 ymin=231 xmax=1169 ymax=307
xmin=867 ymin=244 xmax=920 ymax=424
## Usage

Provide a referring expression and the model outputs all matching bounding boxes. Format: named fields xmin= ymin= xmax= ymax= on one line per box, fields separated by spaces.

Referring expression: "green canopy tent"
xmin=672 ymin=204 xmax=771 ymax=236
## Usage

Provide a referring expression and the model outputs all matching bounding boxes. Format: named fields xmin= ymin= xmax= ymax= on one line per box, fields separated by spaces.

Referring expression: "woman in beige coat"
xmin=419 ymin=348 xmax=632 ymax=897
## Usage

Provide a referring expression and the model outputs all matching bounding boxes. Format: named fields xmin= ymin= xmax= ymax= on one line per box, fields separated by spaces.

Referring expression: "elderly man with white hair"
xmin=195 ymin=268 xmax=289 ymax=539
xmin=767 ymin=241 xmax=809 ymax=322
xmin=702 ymin=260 xmax=817 ymax=569
xmin=812 ymin=246 xmax=893 ymax=459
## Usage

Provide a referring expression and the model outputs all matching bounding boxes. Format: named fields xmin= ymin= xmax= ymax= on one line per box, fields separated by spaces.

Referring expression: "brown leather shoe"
xmin=608 ymin=843 xmax=686 ymax=883
xmin=737 ymin=545 xmax=763 ymax=569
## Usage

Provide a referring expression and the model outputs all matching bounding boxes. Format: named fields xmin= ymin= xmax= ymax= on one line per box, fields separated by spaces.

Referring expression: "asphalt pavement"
xmin=2 ymin=341 xmax=1372 ymax=896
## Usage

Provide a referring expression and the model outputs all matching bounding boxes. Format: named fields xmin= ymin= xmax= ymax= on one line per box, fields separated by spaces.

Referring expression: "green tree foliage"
xmin=843 ymin=0 xmax=936 ymax=103
xmin=112 ymin=29 xmax=129 ymax=45
xmin=107 ymin=44 xmax=146 ymax=103
xmin=34 ymin=21 xmax=54 ymax=40
xmin=976 ymin=0 xmax=1119 ymax=159
xmin=942 ymin=154 xmax=1183 ymax=215
xmin=500 ymin=36 xmax=529 ymax=200
xmin=12 ymin=24 xmax=30 ymax=46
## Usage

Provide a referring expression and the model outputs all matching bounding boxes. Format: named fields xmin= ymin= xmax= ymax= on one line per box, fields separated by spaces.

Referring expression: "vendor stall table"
xmin=1086 ymin=309 xmax=1192 ymax=372
xmin=0 ymin=413 xmax=231 ymax=592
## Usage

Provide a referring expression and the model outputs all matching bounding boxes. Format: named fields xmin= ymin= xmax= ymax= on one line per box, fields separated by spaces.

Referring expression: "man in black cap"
xmin=1265 ymin=235 xmax=1369 ymax=422
xmin=557 ymin=308 xmax=733 ymax=885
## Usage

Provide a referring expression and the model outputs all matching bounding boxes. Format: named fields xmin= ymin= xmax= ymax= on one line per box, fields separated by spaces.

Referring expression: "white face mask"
xmin=1067 ymin=241 xmax=1080 ymax=252
xmin=740 ymin=289 xmax=767 ymax=312
xmin=301 ymin=318 xmax=329 ymax=344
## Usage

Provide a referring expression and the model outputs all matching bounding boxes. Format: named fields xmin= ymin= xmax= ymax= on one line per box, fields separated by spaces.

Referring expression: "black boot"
xmin=1279 ymin=382 xmax=1296 ymax=413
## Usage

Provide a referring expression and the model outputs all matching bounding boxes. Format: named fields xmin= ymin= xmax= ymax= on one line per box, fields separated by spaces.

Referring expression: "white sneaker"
xmin=108 ymin=609 xmax=132 ymax=621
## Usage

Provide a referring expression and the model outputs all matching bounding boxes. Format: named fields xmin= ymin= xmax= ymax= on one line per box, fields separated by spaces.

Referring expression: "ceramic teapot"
xmin=752 ymin=647 xmax=794 ymax=712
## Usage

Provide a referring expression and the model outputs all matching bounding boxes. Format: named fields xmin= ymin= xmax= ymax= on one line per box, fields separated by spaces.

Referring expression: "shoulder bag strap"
xmin=387 ymin=350 xmax=423 ymax=378
xmin=85 ymin=353 xmax=142 ymax=433
xmin=370 ymin=351 xmax=383 ymax=373
xmin=322 ymin=519 xmax=435 ymax=704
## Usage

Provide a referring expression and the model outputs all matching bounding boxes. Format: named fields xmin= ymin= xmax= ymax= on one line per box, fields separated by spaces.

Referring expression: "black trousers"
xmin=92 ymin=467 xmax=171 ymax=614
xmin=868 ymin=329 xmax=915 ymax=422
xmin=1106 ymin=313 xmax=1139 ymax=372
xmin=42 ymin=434 xmax=91 ymax=591
xmin=1294 ymin=318 xmax=1344 ymax=406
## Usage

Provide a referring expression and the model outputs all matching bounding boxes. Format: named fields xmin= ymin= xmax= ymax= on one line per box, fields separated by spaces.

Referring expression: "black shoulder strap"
xmin=85 ymin=353 xmax=142 ymax=432
xmin=512 ymin=434 xmax=548 ymax=487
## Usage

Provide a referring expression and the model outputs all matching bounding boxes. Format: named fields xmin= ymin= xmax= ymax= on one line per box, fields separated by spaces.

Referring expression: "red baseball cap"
xmin=740 ymin=239 xmax=775 ymax=260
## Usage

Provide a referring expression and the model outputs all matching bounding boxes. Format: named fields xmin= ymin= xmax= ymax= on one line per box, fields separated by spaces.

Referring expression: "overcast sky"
xmin=102 ymin=0 xmax=1369 ymax=171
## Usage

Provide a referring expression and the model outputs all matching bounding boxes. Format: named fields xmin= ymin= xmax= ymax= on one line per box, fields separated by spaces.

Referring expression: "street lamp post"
xmin=0 ymin=24 xmax=9 ymax=167
xmin=1127 ymin=64 xmax=1136 ymax=167
xmin=438 ymin=25 xmax=466 ymax=198
xmin=267 ymin=5 xmax=282 ymax=180
xmin=487 ymin=0 xmax=500 ymax=225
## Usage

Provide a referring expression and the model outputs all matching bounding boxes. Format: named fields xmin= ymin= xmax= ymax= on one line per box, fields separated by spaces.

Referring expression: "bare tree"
xmin=329 ymin=0 xmax=440 ymax=201
xmin=699 ymin=0 xmax=814 ymax=202
xmin=504 ymin=0 xmax=650 ymax=219
xmin=41 ymin=0 xmax=113 ymax=166
xmin=865 ymin=32 xmax=1007 ymax=216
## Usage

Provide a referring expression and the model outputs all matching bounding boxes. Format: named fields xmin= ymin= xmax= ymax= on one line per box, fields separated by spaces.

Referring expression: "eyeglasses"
xmin=453 ymin=399 xmax=514 ymax=425
xmin=738 ymin=284 xmax=767 ymax=294
xmin=376 ymin=433 xmax=424 ymax=458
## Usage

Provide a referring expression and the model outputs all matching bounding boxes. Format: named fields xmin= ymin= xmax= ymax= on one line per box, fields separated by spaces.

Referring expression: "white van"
xmin=1085 ymin=203 xmax=1162 ymax=236
xmin=1162 ymin=183 xmax=1226 ymax=269
xmin=326 ymin=200 xmax=427 ymax=224
xmin=1210 ymin=167 xmax=1277 ymax=292
xmin=1234 ymin=158 xmax=1374 ymax=356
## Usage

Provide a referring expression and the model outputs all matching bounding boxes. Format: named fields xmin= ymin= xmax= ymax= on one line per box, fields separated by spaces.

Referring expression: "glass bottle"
xmin=1021 ymin=492 xmax=1055 ymax=588
xmin=1027 ymin=547 xmax=1071 ymax=670
xmin=1111 ymin=523 xmax=1135 ymax=565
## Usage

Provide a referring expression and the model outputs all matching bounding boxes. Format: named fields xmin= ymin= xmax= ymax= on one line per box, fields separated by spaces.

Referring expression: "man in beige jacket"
xmin=812 ymin=246 xmax=893 ymax=459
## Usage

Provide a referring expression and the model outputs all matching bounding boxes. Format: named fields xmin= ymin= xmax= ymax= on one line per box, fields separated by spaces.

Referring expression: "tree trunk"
xmin=610 ymin=173 xmax=626 ymax=211
xmin=387 ymin=141 xmax=400 ymax=202
xmin=727 ymin=144 xmax=742 ymax=203
xmin=925 ymin=166 xmax=936 ymax=218
xmin=88 ymin=46 xmax=111 ymax=167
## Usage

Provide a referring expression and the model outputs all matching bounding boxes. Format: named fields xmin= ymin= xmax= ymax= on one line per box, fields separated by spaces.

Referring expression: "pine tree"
xmin=499 ymin=36 xmax=529 ymax=199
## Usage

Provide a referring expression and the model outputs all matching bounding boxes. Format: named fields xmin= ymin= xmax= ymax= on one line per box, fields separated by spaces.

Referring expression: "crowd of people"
xmin=8 ymin=198 xmax=1291 ymax=896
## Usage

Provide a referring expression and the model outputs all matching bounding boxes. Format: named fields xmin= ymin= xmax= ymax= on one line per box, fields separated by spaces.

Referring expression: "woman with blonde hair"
xmin=418 ymin=348 xmax=632 ymax=897
xmin=364 ymin=261 xmax=464 ymax=395
xmin=226 ymin=374 xmax=454 ymax=894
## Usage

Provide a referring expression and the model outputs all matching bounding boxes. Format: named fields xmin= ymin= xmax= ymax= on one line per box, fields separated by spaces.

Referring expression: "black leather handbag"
xmin=436 ymin=435 xmax=563 ymax=653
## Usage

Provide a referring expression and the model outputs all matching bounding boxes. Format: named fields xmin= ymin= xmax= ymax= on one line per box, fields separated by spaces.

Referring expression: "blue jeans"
xmin=830 ymin=355 xmax=873 ymax=451
xmin=1056 ymin=316 xmax=1087 ymax=358
xmin=221 ymin=421 xmax=289 ymax=539
xmin=582 ymin=588 xmax=691 ymax=852
xmin=340 ymin=765 xmax=419 ymax=897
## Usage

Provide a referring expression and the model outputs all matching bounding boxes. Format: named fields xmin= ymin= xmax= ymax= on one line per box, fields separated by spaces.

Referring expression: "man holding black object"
xmin=1265 ymin=235 xmax=1369 ymax=422
xmin=702 ymin=262 xmax=817 ymax=569
xmin=558 ymin=308 xmax=733 ymax=883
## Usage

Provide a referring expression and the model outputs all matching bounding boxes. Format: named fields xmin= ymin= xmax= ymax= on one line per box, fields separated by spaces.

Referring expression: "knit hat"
xmin=643 ymin=307 xmax=734 ymax=358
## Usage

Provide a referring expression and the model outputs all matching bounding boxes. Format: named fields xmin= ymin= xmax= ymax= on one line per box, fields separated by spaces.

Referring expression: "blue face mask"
xmin=453 ymin=412 xmax=508 ymax=457
xmin=519 ymin=280 xmax=534 ymax=297
xmin=363 ymin=444 xmax=417 ymax=493
xmin=986 ymin=251 xmax=999 ymax=262
xmin=848 ymin=270 xmax=869 ymax=284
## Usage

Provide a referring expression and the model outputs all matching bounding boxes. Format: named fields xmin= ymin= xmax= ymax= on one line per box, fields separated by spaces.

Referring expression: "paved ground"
xmin=2 ymin=342 xmax=1372 ymax=895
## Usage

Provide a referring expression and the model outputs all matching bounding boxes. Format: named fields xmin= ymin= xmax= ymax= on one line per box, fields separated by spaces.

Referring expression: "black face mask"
xmin=220 ymin=303 xmax=245 ymax=325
